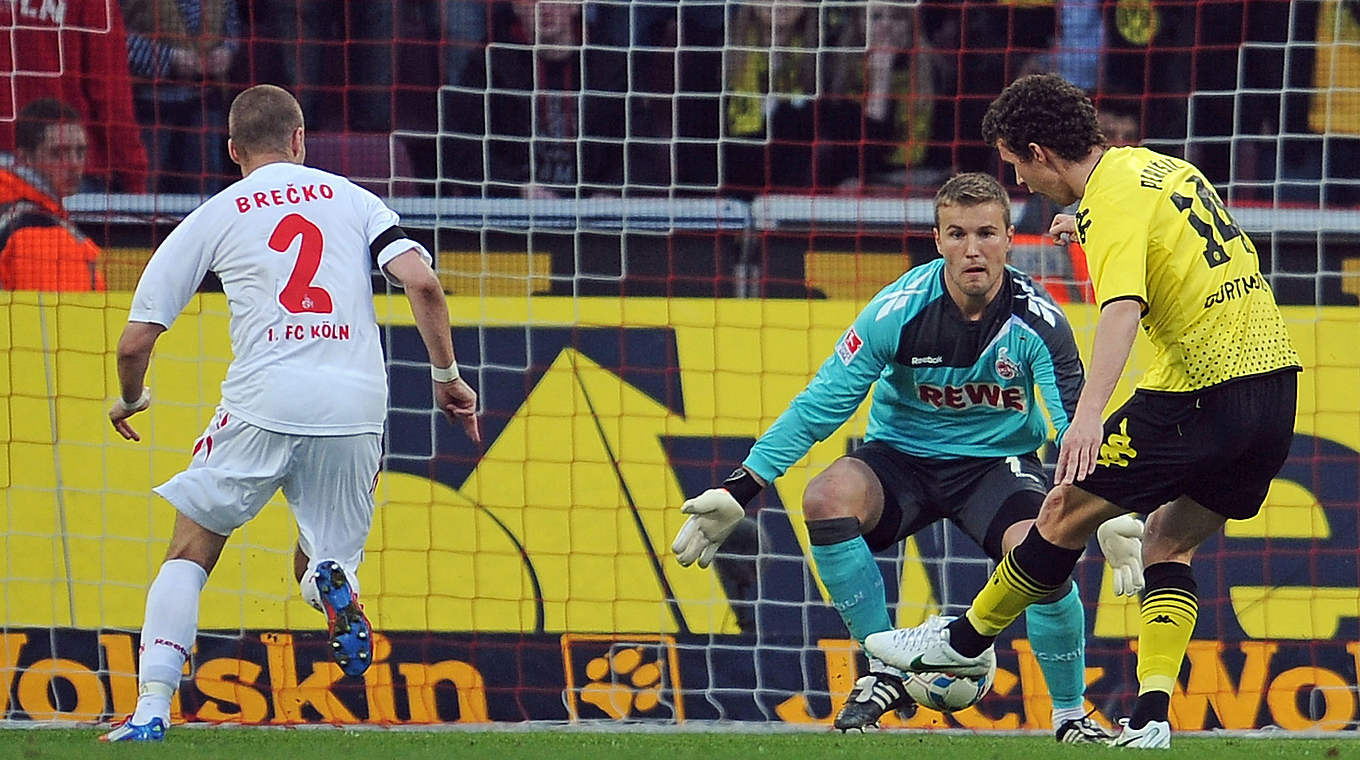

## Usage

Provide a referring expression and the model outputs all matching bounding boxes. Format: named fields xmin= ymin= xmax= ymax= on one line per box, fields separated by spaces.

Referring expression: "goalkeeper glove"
xmin=672 ymin=467 xmax=762 ymax=569
xmin=1097 ymin=513 xmax=1145 ymax=597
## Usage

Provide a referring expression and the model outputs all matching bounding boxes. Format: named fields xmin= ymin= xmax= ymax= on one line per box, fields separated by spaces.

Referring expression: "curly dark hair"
xmin=981 ymin=74 xmax=1103 ymax=162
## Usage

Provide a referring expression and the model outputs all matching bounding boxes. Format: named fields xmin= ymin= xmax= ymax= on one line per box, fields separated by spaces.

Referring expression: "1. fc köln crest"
xmin=994 ymin=347 xmax=1019 ymax=380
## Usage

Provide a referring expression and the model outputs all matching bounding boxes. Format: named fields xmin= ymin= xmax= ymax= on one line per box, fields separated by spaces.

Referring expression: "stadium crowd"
xmin=1 ymin=0 xmax=1355 ymax=204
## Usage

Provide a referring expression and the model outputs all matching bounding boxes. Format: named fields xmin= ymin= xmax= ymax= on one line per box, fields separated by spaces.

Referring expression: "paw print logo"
xmin=562 ymin=634 xmax=684 ymax=722
xmin=580 ymin=647 xmax=664 ymax=719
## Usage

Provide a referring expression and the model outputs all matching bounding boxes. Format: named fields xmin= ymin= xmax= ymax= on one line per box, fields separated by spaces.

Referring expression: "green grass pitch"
xmin=1 ymin=728 xmax=1355 ymax=760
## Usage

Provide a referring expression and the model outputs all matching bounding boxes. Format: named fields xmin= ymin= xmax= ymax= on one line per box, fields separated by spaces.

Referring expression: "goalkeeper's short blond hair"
xmin=228 ymin=84 xmax=303 ymax=160
xmin=934 ymin=172 xmax=1012 ymax=229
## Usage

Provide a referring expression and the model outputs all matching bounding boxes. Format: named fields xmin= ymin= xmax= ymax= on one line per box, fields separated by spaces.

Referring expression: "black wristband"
xmin=722 ymin=466 xmax=763 ymax=507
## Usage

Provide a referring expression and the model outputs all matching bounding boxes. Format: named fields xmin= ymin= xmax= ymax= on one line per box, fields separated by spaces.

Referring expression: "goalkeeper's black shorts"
xmin=849 ymin=442 xmax=1047 ymax=560
xmin=1078 ymin=368 xmax=1299 ymax=520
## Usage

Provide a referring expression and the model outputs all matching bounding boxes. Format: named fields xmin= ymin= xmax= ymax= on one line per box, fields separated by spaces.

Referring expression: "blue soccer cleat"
xmin=100 ymin=715 xmax=166 ymax=742
xmin=315 ymin=560 xmax=372 ymax=676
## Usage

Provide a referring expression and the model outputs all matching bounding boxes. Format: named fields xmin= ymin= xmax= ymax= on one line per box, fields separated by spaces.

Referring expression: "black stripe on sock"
xmin=1011 ymin=527 xmax=1084 ymax=589
xmin=806 ymin=517 xmax=861 ymax=546
xmin=947 ymin=616 xmax=993 ymax=658
xmin=1144 ymin=561 xmax=1197 ymax=597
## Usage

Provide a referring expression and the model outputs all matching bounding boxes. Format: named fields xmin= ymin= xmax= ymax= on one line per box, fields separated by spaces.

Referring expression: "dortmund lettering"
xmin=1204 ymin=273 xmax=1266 ymax=309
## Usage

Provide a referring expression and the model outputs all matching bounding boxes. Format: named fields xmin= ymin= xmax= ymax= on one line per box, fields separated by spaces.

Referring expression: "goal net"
xmin=2 ymin=0 xmax=1358 ymax=733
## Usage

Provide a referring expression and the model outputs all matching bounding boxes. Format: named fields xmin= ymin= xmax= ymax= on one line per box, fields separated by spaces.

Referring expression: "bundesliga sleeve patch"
xmin=836 ymin=327 xmax=863 ymax=365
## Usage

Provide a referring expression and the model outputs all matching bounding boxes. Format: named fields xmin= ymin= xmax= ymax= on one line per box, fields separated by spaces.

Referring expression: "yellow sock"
xmin=1136 ymin=586 xmax=1198 ymax=695
xmin=966 ymin=553 xmax=1059 ymax=636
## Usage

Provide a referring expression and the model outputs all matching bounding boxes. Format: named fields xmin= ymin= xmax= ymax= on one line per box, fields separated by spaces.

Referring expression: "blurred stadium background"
xmin=2 ymin=0 xmax=1360 ymax=735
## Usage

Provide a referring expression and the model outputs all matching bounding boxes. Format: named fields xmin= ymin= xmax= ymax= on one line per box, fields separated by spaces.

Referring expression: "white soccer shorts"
xmin=154 ymin=407 xmax=381 ymax=583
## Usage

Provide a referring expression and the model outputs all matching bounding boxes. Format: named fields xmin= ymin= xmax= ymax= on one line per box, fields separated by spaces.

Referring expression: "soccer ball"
xmin=903 ymin=655 xmax=997 ymax=713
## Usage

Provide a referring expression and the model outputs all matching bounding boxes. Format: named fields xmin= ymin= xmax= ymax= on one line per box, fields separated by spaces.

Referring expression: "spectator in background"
xmin=442 ymin=1 xmax=491 ymax=97
xmin=1016 ymin=0 xmax=1103 ymax=93
xmin=821 ymin=0 xmax=951 ymax=192
xmin=913 ymin=1 xmax=1050 ymax=175
xmin=123 ymin=0 xmax=242 ymax=195
xmin=260 ymin=1 xmax=396 ymax=132
xmin=1053 ymin=0 xmax=1103 ymax=92
xmin=0 ymin=99 xmax=105 ymax=291
xmin=1293 ymin=0 xmax=1360 ymax=205
xmin=722 ymin=0 xmax=829 ymax=195
xmin=1102 ymin=0 xmax=1192 ymax=152
xmin=454 ymin=0 xmax=661 ymax=198
xmin=0 ymin=0 xmax=148 ymax=192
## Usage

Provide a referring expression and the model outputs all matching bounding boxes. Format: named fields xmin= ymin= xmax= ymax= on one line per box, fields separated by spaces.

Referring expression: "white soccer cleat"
xmin=1110 ymin=718 xmax=1172 ymax=749
xmin=863 ymin=615 xmax=996 ymax=678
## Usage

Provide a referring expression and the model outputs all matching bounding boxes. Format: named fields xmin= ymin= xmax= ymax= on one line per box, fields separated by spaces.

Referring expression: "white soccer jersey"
xmin=129 ymin=162 xmax=430 ymax=436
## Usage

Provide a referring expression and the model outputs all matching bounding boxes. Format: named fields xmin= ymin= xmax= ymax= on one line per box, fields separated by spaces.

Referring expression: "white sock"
xmin=300 ymin=572 xmax=324 ymax=612
xmin=130 ymin=682 xmax=174 ymax=725
xmin=133 ymin=558 xmax=207 ymax=722
xmin=1053 ymin=705 xmax=1087 ymax=727
xmin=300 ymin=558 xmax=361 ymax=614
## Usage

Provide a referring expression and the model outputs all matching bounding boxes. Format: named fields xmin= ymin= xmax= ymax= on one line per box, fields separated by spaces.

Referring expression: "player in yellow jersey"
xmin=863 ymin=73 xmax=1302 ymax=749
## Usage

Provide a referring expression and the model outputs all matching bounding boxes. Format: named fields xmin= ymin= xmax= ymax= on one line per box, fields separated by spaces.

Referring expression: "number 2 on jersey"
xmin=1169 ymin=175 xmax=1255 ymax=269
xmin=269 ymin=213 xmax=333 ymax=313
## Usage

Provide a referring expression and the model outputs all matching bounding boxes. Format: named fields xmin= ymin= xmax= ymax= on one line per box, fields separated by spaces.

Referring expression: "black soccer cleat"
xmin=834 ymin=671 xmax=917 ymax=731
xmin=1055 ymin=712 xmax=1119 ymax=743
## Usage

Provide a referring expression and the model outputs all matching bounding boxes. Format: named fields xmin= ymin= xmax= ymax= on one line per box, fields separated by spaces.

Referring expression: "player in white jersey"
xmin=102 ymin=85 xmax=480 ymax=742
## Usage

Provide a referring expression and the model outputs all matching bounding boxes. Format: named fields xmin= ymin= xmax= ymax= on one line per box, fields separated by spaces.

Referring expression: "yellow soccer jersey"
xmin=1075 ymin=146 xmax=1301 ymax=392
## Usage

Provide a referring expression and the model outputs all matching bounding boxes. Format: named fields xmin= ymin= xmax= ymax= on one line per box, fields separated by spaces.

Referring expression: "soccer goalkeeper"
xmin=673 ymin=172 xmax=1141 ymax=740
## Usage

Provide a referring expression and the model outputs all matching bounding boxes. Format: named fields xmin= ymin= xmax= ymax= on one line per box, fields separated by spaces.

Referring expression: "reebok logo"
xmin=1149 ymin=614 xmax=1176 ymax=624
xmin=152 ymin=638 xmax=191 ymax=658
xmin=910 ymin=355 xmax=943 ymax=365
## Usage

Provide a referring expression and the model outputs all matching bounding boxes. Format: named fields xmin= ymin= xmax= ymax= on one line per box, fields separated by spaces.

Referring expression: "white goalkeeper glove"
xmin=672 ymin=488 xmax=746 ymax=569
xmin=1097 ymin=513 xmax=1145 ymax=597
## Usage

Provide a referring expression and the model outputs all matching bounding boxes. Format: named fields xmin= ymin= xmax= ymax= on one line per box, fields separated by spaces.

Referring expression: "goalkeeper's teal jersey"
xmin=742 ymin=259 xmax=1084 ymax=482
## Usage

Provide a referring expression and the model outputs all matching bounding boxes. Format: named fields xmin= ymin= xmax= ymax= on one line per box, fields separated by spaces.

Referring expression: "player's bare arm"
xmin=383 ymin=248 xmax=481 ymax=444
xmin=109 ymin=321 xmax=167 ymax=442
xmin=1056 ymin=298 xmax=1141 ymax=484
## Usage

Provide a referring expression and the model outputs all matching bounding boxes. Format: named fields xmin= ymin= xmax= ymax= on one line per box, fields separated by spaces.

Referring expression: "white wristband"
xmin=115 ymin=387 xmax=151 ymax=414
xmin=431 ymin=363 xmax=460 ymax=383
